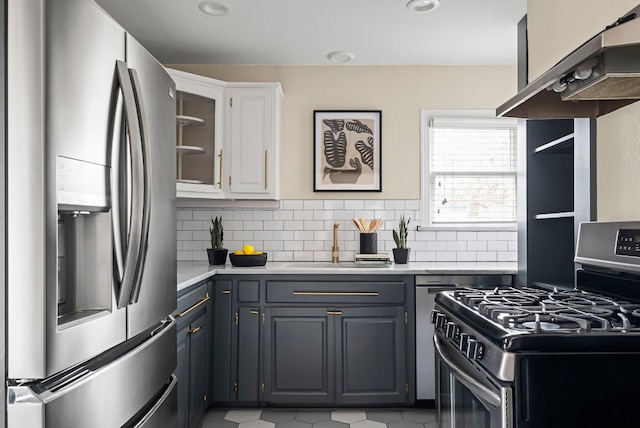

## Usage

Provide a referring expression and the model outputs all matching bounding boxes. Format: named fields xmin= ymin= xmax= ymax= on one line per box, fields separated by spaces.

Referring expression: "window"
xmin=420 ymin=110 xmax=517 ymax=227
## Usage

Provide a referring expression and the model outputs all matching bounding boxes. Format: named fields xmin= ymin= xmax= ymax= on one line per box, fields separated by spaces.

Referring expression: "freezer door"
xmin=7 ymin=319 xmax=177 ymax=428
xmin=125 ymin=35 xmax=177 ymax=338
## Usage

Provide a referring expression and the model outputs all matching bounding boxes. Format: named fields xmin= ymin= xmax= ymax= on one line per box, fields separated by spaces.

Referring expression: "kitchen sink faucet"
xmin=332 ymin=221 xmax=340 ymax=263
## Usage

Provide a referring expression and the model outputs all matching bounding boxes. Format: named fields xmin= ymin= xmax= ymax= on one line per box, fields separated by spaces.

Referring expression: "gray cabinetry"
xmin=212 ymin=279 xmax=233 ymax=403
xmin=337 ymin=306 xmax=406 ymax=405
xmin=263 ymin=307 xmax=334 ymax=404
xmin=211 ymin=274 xmax=414 ymax=407
xmin=175 ymin=281 xmax=212 ymax=428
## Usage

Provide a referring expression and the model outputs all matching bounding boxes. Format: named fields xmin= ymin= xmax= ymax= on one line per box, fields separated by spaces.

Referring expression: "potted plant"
xmin=392 ymin=215 xmax=411 ymax=264
xmin=207 ymin=216 xmax=228 ymax=265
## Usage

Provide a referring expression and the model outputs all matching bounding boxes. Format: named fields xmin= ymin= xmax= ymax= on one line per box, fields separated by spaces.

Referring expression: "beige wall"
xmin=169 ymin=64 xmax=516 ymax=200
xmin=527 ymin=0 xmax=640 ymax=220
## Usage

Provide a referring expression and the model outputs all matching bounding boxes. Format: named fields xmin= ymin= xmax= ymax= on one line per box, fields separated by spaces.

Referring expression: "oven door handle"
xmin=434 ymin=334 xmax=501 ymax=407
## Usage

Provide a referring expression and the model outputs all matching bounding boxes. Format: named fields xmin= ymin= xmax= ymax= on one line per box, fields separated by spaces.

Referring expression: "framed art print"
xmin=313 ymin=110 xmax=382 ymax=192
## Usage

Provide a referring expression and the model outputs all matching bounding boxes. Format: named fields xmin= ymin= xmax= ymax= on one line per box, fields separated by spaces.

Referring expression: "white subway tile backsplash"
xmin=254 ymin=211 xmax=274 ymax=221
xmin=274 ymin=210 xmax=294 ymax=221
xmin=176 ymin=200 xmax=517 ymax=263
xmin=177 ymin=210 xmax=193 ymax=221
xmin=436 ymin=231 xmax=457 ymax=241
xmin=477 ymin=231 xmax=498 ymax=241
xmin=468 ymin=241 xmax=488 ymax=251
xmin=477 ymin=252 xmax=498 ymax=262
xmin=244 ymin=220 xmax=264 ymax=231
xmin=303 ymin=200 xmax=324 ymax=210
xmin=488 ymin=241 xmax=508 ymax=251
xmin=447 ymin=241 xmax=467 ymax=251
xmin=364 ymin=200 xmax=385 ymax=210
xmin=234 ymin=230 xmax=254 ymax=241
xmin=324 ymin=200 xmax=344 ymax=210
xmin=344 ymin=200 xmax=365 ymax=210
xmin=283 ymin=200 xmax=303 ymax=210
xmin=384 ymin=200 xmax=405 ymax=210
xmin=294 ymin=210 xmax=314 ymax=221
xmin=457 ymin=231 xmax=477 ymax=241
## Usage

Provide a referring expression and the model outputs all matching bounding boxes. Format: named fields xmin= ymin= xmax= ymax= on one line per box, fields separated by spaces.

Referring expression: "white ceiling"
xmin=95 ymin=0 xmax=527 ymax=65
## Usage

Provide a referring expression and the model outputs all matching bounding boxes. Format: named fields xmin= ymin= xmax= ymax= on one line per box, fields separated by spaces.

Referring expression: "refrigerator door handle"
xmin=114 ymin=60 xmax=145 ymax=309
xmin=129 ymin=67 xmax=152 ymax=304
xmin=111 ymin=79 xmax=125 ymax=284
xmin=131 ymin=374 xmax=177 ymax=428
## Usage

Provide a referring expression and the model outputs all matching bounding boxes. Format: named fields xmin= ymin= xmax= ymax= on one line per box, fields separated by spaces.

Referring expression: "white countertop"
xmin=177 ymin=261 xmax=517 ymax=292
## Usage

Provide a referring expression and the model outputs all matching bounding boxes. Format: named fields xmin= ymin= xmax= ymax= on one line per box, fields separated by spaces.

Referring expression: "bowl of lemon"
xmin=229 ymin=245 xmax=268 ymax=267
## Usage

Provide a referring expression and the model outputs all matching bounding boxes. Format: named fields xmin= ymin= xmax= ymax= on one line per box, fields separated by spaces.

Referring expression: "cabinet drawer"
xmin=266 ymin=281 xmax=405 ymax=304
xmin=175 ymin=282 xmax=210 ymax=320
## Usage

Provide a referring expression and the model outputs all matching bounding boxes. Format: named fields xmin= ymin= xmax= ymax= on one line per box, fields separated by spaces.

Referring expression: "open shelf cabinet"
xmin=517 ymin=118 xmax=596 ymax=289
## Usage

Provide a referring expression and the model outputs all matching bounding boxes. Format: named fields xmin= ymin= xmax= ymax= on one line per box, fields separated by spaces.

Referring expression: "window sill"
xmin=417 ymin=224 xmax=517 ymax=232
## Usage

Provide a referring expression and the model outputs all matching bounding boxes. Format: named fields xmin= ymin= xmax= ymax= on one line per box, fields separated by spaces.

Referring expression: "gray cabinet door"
xmin=336 ymin=307 xmax=407 ymax=405
xmin=188 ymin=312 xmax=208 ymax=428
xmin=264 ymin=307 xmax=335 ymax=404
xmin=236 ymin=306 xmax=261 ymax=402
xmin=212 ymin=280 xmax=233 ymax=402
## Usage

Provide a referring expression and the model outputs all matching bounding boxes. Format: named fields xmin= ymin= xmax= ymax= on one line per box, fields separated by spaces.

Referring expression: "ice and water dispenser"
xmin=57 ymin=156 xmax=113 ymax=328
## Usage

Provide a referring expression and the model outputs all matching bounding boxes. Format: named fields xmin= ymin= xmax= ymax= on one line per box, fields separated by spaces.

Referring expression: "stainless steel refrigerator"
xmin=5 ymin=0 xmax=177 ymax=426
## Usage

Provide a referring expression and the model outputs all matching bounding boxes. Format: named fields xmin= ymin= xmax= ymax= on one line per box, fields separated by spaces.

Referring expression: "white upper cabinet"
xmin=225 ymin=84 xmax=282 ymax=200
xmin=169 ymin=69 xmax=226 ymax=199
xmin=167 ymin=69 xmax=283 ymax=200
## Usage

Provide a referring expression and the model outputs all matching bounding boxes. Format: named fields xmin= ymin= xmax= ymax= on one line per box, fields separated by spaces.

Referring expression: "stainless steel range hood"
xmin=497 ymin=5 xmax=640 ymax=118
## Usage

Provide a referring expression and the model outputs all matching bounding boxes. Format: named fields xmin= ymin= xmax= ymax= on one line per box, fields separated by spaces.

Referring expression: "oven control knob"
xmin=459 ymin=333 xmax=471 ymax=353
xmin=445 ymin=322 xmax=458 ymax=339
xmin=430 ymin=310 xmax=440 ymax=324
xmin=435 ymin=313 xmax=448 ymax=329
xmin=466 ymin=339 xmax=484 ymax=360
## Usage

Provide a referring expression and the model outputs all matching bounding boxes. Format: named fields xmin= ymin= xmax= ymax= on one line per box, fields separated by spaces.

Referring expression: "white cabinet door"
xmin=226 ymin=85 xmax=282 ymax=200
xmin=169 ymin=69 xmax=226 ymax=199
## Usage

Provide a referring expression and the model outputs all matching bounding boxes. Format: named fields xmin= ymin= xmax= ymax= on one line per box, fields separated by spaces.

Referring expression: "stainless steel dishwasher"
xmin=415 ymin=274 xmax=512 ymax=403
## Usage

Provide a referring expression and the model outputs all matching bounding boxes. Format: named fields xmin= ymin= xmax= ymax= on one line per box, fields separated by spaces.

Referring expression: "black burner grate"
xmin=452 ymin=287 xmax=640 ymax=333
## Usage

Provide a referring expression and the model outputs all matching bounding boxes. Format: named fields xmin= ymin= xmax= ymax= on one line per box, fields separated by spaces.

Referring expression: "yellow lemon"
xmin=253 ymin=251 xmax=262 ymax=255
xmin=243 ymin=244 xmax=255 ymax=254
xmin=234 ymin=249 xmax=244 ymax=255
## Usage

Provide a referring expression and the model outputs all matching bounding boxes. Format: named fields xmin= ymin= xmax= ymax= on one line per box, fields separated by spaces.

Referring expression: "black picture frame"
xmin=313 ymin=110 xmax=382 ymax=192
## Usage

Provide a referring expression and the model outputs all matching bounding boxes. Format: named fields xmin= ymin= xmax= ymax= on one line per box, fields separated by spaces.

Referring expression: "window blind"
xmin=428 ymin=118 xmax=517 ymax=224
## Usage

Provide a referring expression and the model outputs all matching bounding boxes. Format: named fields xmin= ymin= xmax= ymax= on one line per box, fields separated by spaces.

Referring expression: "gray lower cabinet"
xmin=337 ymin=306 xmax=406 ymax=404
xmin=263 ymin=306 xmax=406 ymax=405
xmin=175 ymin=281 xmax=212 ymax=428
xmin=210 ymin=274 xmax=415 ymax=407
xmin=212 ymin=279 xmax=233 ymax=403
xmin=263 ymin=307 xmax=334 ymax=404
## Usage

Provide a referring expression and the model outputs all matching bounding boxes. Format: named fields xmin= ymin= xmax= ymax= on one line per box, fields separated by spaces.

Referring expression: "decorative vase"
xmin=392 ymin=248 xmax=411 ymax=264
xmin=207 ymin=248 xmax=228 ymax=265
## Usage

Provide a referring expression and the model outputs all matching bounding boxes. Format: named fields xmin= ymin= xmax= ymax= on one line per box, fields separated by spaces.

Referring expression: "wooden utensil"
xmin=360 ymin=217 xmax=368 ymax=233
xmin=352 ymin=217 xmax=365 ymax=233
xmin=375 ymin=217 xmax=384 ymax=232
xmin=369 ymin=218 xmax=378 ymax=233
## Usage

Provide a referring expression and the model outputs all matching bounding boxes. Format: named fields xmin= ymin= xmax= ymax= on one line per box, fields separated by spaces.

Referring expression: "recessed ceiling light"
xmin=406 ymin=0 xmax=440 ymax=12
xmin=198 ymin=1 xmax=230 ymax=16
xmin=327 ymin=51 xmax=355 ymax=63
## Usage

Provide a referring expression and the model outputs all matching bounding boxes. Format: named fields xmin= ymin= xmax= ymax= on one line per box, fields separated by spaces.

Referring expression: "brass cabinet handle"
xmin=250 ymin=310 xmax=259 ymax=315
xmin=222 ymin=290 xmax=231 ymax=295
xmin=326 ymin=311 xmax=343 ymax=315
xmin=218 ymin=149 xmax=223 ymax=189
xmin=176 ymin=293 xmax=210 ymax=318
xmin=264 ymin=150 xmax=268 ymax=190
xmin=188 ymin=326 xmax=201 ymax=334
xmin=292 ymin=291 xmax=379 ymax=296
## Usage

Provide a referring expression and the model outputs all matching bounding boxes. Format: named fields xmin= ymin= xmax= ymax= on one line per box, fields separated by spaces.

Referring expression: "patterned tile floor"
xmin=201 ymin=408 xmax=438 ymax=428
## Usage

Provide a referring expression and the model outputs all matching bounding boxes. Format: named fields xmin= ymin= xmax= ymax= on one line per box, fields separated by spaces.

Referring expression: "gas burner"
xmin=453 ymin=286 xmax=640 ymax=334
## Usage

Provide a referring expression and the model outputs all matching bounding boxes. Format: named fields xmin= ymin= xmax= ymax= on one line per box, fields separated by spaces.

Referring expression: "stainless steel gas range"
xmin=431 ymin=221 xmax=640 ymax=428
